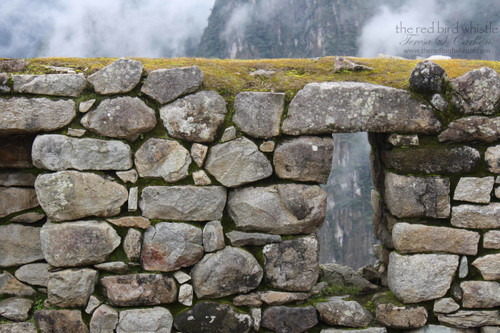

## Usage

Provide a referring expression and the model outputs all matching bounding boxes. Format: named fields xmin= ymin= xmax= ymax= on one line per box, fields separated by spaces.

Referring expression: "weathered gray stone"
xmin=260 ymin=140 xmax=276 ymax=152
xmin=193 ymin=170 xmax=211 ymax=185
xmin=409 ymin=60 xmax=447 ymax=93
xmin=0 ymin=135 xmax=34 ymax=168
xmin=472 ymin=254 xmax=500 ymax=280
xmin=85 ymin=295 xmax=102 ymax=314
xmin=0 ymin=73 xmax=10 ymax=92
xmin=387 ymin=134 xmax=419 ymax=147
xmin=262 ymin=306 xmax=318 ymax=333
xmin=141 ymin=222 xmax=203 ymax=272
xmin=35 ymin=171 xmax=128 ymax=221
xmin=173 ymin=271 xmax=191 ymax=284
xmin=10 ymin=212 xmax=45 ymax=224
xmin=228 ymin=184 xmax=326 ymax=234
xmin=160 ymin=90 xmax=227 ymax=142
xmin=203 ymin=220 xmax=225 ymax=252
xmin=320 ymin=263 xmax=379 ymax=294
xmin=35 ymin=310 xmax=89 ymax=333
xmin=233 ymin=92 xmax=285 ymax=138
xmin=431 ymin=94 xmax=449 ymax=112
xmin=190 ymin=143 xmax=208 ymax=167
xmin=142 ymin=66 xmax=203 ymax=104
xmin=128 ymin=187 xmax=137 ymax=212
xmin=12 ymin=74 xmax=86 ymax=96
xmin=0 ymin=173 xmax=36 ymax=187
xmin=333 ymin=56 xmax=373 ymax=72
xmin=260 ymin=291 xmax=311 ymax=305
xmin=41 ymin=220 xmax=121 ymax=267
xmin=90 ymin=304 xmax=118 ymax=333
xmin=101 ymin=274 xmax=177 ymax=307
xmin=107 ymin=216 xmax=150 ymax=229
xmin=94 ymin=262 xmax=129 ymax=274
xmin=461 ymin=281 xmax=500 ymax=309
xmin=220 ymin=126 xmax=237 ymax=142
xmin=116 ymin=169 xmax=138 ymax=184
xmin=178 ymin=284 xmax=193 ymax=306
xmin=226 ymin=231 xmax=281 ymax=246
xmin=82 ymin=97 xmax=157 ymax=141
xmin=67 ymin=128 xmax=86 ymax=137
xmin=451 ymin=67 xmax=500 ymax=115
xmin=274 ymin=136 xmax=334 ymax=183
xmin=15 ymin=263 xmax=49 ymax=287
xmin=140 ymin=186 xmax=226 ymax=221
xmin=205 ymin=137 xmax=272 ymax=187
xmin=439 ymin=116 xmax=500 ymax=143
xmin=263 ymin=235 xmax=319 ymax=292
xmin=484 ymin=230 xmax=500 ymax=249
xmin=388 ymin=252 xmax=459 ymax=303
xmin=232 ymin=293 xmax=262 ymax=307
xmin=451 ymin=204 xmax=500 ymax=229
xmin=174 ymin=302 xmax=251 ymax=333
xmin=438 ymin=311 xmax=500 ymax=328
xmin=32 ymin=135 xmax=132 ymax=171
xmin=376 ymin=303 xmax=427 ymax=329
xmin=192 ymin=246 xmax=263 ymax=298
xmin=392 ymin=223 xmax=479 ymax=255
xmin=0 ymin=224 xmax=43 ymax=267
xmin=282 ymin=82 xmax=441 ymax=135
xmin=251 ymin=308 xmax=262 ymax=332
xmin=0 ymin=59 xmax=26 ymax=72
xmin=117 ymin=307 xmax=172 ymax=333
xmin=384 ymin=173 xmax=450 ymax=218
xmin=481 ymin=327 xmax=500 ymax=333
xmin=381 ymin=146 xmax=480 ymax=174
xmin=135 ymin=138 xmax=191 ymax=182
xmin=459 ymin=256 xmax=469 ymax=279
xmin=0 ymin=298 xmax=33 ymax=321
xmin=48 ymin=268 xmax=98 ymax=308
xmin=486 ymin=145 xmax=500 ymax=173
xmin=124 ymin=229 xmax=141 ymax=262
xmin=0 ymin=322 xmax=37 ymax=333
xmin=0 ymin=188 xmax=39 ymax=219
xmin=408 ymin=325 xmax=477 ymax=333
xmin=79 ymin=99 xmax=95 ymax=113
xmin=88 ymin=58 xmax=143 ymax=94
xmin=434 ymin=298 xmax=460 ymax=314
xmin=454 ymin=177 xmax=495 ymax=203
xmin=316 ymin=299 xmax=372 ymax=327
xmin=0 ymin=272 xmax=36 ymax=297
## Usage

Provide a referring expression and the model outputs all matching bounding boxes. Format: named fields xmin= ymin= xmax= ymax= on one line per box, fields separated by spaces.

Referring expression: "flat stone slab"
xmin=472 ymin=254 xmax=500 ymax=280
xmin=376 ymin=304 xmax=427 ymax=329
xmin=438 ymin=311 xmax=500 ymax=328
xmin=0 ymin=224 xmax=43 ymax=268
xmin=434 ymin=298 xmax=460 ymax=314
xmin=0 ymin=322 xmax=37 ymax=333
xmin=140 ymin=185 xmax=226 ymax=221
xmin=484 ymin=230 xmax=500 ymax=249
xmin=35 ymin=310 xmax=89 ymax=333
xmin=0 ymin=97 xmax=76 ymax=135
xmin=451 ymin=204 xmax=500 ymax=229
xmin=461 ymin=281 xmax=500 ymax=308
xmin=12 ymin=74 xmax=86 ymax=96
xmin=260 ymin=291 xmax=311 ymax=305
xmin=0 ymin=297 xmax=33 ymax=321
xmin=454 ymin=176 xmax=495 ymax=203
xmin=0 ymin=272 xmax=36 ymax=297
xmin=438 ymin=116 xmax=500 ymax=143
xmin=262 ymin=306 xmax=318 ymax=333
xmin=0 ymin=187 xmax=39 ymax=218
xmin=407 ymin=325 xmax=476 ymax=333
xmin=117 ymin=307 xmax=173 ymax=333
xmin=226 ymin=230 xmax=282 ymax=246
xmin=316 ymin=299 xmax=372 ymax=327
xmin=0 ymin=172 xmax=36 ymax=187
xmin=15 ymin=263 xmax=49 ymax=287
xmin=282 ymin=82 xmax=441 ymax=135
xmin=48 ymin=268 xmax=98 ymax=308
xmin=321 ymin=329 xmax=387 ymax=333
xmin=88 ymin=58 xmax=143 ymax=94
xmin=32 ymin=134 xmax=132 ymax=171
xmin=107 ymin=216 xmax=150 ymax=229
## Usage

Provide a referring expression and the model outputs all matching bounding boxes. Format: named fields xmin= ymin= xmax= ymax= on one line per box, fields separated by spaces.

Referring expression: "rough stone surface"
xmin=233 ymin=92 xmax=285 ymax=138
xmin=173 ymin=271 xmax=191 ymax=284
xmin=451 ymin=67 xmax=500 ymax=115
xmin=434 ymin=298 xmax=460 ymax=314
xmin=141 ymin=222 xmax=203 ymax=272
xmin=392 ymin=223 xmax=479 ymax=255
xmin=228 ymin=184 xmax=326 ymax=234
xmin=116 ymin=307 xmax=173 ymax=333
xmin=220 ymin=126 xmax=237 ymax=142
xmin=0 ymin=173 xmax=36 ymax=187
xmin=89 ymin=304 xmax=118 ymax=333
xmin=191 ymin=246 xmax=263 ymax=299
xmin=384 ymin=173 xmax=450 ymax=218
xmin=178 ymin=284 xmax=193 ymax=306
xmin=140 ymin=186 xmax=226 ymax=221
xmin=67 ymin=128 xmax=86 ymax=137
xmin=0 ymin=272 xmax=36 ymax=297
xmin=388 ymin=252 xmax=459 ymax=303
xmin=174 ymin=302 xmax=251 ymax=333
xmin=203 ymin=221 xmax=225 ymax=252
xmin=316 ymin=299 xmax=372 ymax=327
xmin=262 ymin=306 xmax=318 ymax=333
xmin=274 ymin=136 xmax=334 ymax=183
xmin=88 ymin=58 xmax=143 ymax=94
xmin=101 ymin=274 xmax=177 ymax=307
xmin=142 ymin=66 xmax=203 ymax=104
xmin=0 ymin=322 xmax=37 ymax=333
xmin=0 ymin=59 xmax=27 ymax=72
xmin=0 ymin=224 xmax=43 ymax=267
xmin=459 ymin=256 xmax=469 ymax=279
xmin=431 ymin=94 xmax=449 ymax=112
xmin=35 ymin=171 xmax=128 ymax=221
xmin=461 ymin=281 xmax=500 ymax=309
xmin=94 ymin=262 xmax=129 ymax=274
xmin=451 ymin=204 xmax=500 ymax=229
xmin=35 ymin=310 xmax=89 ymax=333
xmin=484 ymin=230 xmax=500 ymax=249
xmin=0 ymin=298 xmax=33 ymax=321
xmin=438 ymin=311 xmax=500 ymax=328
xmin=282 ymin=82 xmax=441 ymax=135
xmin=260 ymin=291 xmax=310 ymax=305
xmin=79 ymin=99 xmax=95 ymax=113
xmin=486 ymin=145 xmax=500 ymax=173
xmin=0 ymin=135 xmax=34 ymax=168
xmin=233 ymin=293 xmax=262 ymax=307
xmin=0 ymin=187 xmax=39 ymax=219
xmin=387 ymin=134 xmax=419 ymax=147
xmin=116 ymin=169 xmax=138 ymax=184
xmin=12 ymin=74 xmax=86 ymax=97
xmin=381 ymin=146 xmax=480 ymax=174
xmin=439 ymin=117 xmax=500 ymax=143
xmin=10 ymin=212 xmax=45 ymax=224
xmin=135 ymin=138 xmax=191 ymax=182
xmin=190 ymin=143 xmax=208 ymax=167
xmin=41 ymin=220 xmax=121 ymax=267
xmin=226 ymin=231 xmax=282 ymax=246
xmin=193 ymin=170 xmax=211 ymax=185
xmin=260 ymin=140 xmax=276 ymax=152
xmin=320 ymin=263 xmax=379 ymax=294
xmin=376 ymin=303 xmax=427 ymax=329
xmin=454 ymin=177 xmax=495 ymax=203
xmin=85 ymin=296 xmax=101 ymax=314
xmin=205 ymin=137 xmax=273 ymax=187
xmin=251 ymin=308 xmax=262 ymax=332
xmin=472 ymin=254 xmax=500 ymax=280
xmin=32 ymin=135 xmax=132 ymax=171
xmin=408 ymin=325 xmax=477 ymax=333
xmin=82 ymin=97 xmax=157 ymax=141
xmin=481 ymin=327 xmax=500 ymax=333
xmin=124 ymin=229 xmax=142 ymax=262
xmin=0 ymin=73 xmax=10 ymax=92
xmin=410 ymin=60 xmax=447 ymax=93
xmin=160 ymin=90 xmax=227 ymax=142
xmin=263 ymin=235 xmax=319 ymax=292
xmin=48 ymin=268 xmax=98 ymax=308
xmin=107 ymin=216 xmax=150 ymax=229
xmin=15 ymin=263 xmax=49 ymax=287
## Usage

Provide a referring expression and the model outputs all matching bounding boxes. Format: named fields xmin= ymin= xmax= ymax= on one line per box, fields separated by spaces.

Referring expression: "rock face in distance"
xmin=35 ymin=171 xmax=128 ymax=221
xmin=0 ymin=224 xmax=43 ymax=268
xmin=261 ymin=306 xmax=318 ymax=333
xmin=438 ymin=116 xmax=500 ymax=143
xmin=116 ymin=307 xmax=173 ymax=333
xmin=409 ymin=60 xmax=447 ymax=93
xmin=316 ymin=299 xmax=372 ymax=327
xmin=47 ymin=268 xmax=98 ymax=308
xmin=88 ymin=58 xmax=143 ymax=94
xmin=12 ymin=74 xmax=87 ymax=97
xmin=35 ymin=310 xmax=89 ymax=333
xmin=0 ymin=187 xmax=39 ymax=219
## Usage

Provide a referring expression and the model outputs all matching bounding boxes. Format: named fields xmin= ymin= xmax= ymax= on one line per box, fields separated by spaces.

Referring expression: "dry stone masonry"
xmin=0 ymin=57 xmax=499 ymax=333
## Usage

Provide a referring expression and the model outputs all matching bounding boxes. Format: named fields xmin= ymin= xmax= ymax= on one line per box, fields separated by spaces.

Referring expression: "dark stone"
xmin=262 ymin=306 xmax=318 ymax=333
xmin=0 ymin=59 xmax=27 ymax=72
xmin=0 ymin=136 xmax=34 ymax=168
xmin=438 ymin=116 xmax=500 ymax=143
xmin=409 ymin=60 xmax=447 ymax=93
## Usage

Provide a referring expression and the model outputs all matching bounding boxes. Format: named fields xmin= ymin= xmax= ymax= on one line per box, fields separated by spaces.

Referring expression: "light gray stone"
xmin=190 ymin=143 xmax=208 ymax=167
xmin=124 ymin=229 xmax=142 ymax=262
xmin=0 ymin=73 xmax=10 ymax=92
xmin=116 ymin=169 xmax=138 ymax=184
xmin=388 ymin=252 xmax=459 ymax=303
xmin=434 ymin=298 xmax=460 ymax=314
xmin=48 ymin=268 xmax=98 ymax=308
xmin=41 ymin=220 xmax=121 ymax=267
xmin=226 ymin=231 xmax=281 ymax=246
xmin=0 ymin=272 xmax=36 ymax=297
xmin=481 ymin=327 xmax=500 ymax=333
xmin=387 ymin=134 xmax=419 ymax=147
xmin=233 ymin=293 xmax=262 ymax=307
xmin=274 ymin=136 xmax=334 ymax=183
xmin=35 ymin=171 xmax=128 ymax=221
xmin=320 ymin=263 xmax=379 ymax=294
xmin=459 ymin=256 xmax=469 ymax=279
xmin=135 ymin=138 xmax=191 ymax=182
xmin=408 ymin=325 xmax=477 ymax=333
xmin=0 ymin=322 xmax=37 ymax=333
xmin=88 ymin=58 xmax=143 ymax=94
xmin=90 ymin=304 xmax=118 ymax=333
xmin=451 ymin=204 xmax=500 ymax=229
xmin=220 ymin=126 xmax=237 ymax=142
xmin=191 ymin=246 xmax=263 ymax=299
xmin=431 ymin=94 xmax=449 ymax=112
xmin=94 ymin=262 xmax=129 ymax=274
xmin=67 ymin=128 xmax=86 ymax=137
xmin=260 ymin=291 xmax=311 ymax=305
xmin=384 ymin=172 xmax=450 ymax=218
xmin=260 ymin=140 xmax=275 ymax=152
xmin=0 ymin=298 xmax=33 ymax=321
xmin=316 ymin=299 xmax=372 ymax=327
xmin=439 ymin=116 xmax=500 ymax=143
xmin=85 ymin=295 xmax=101 ymax=314
xmin=82 ymin=97 xmax=157 ymax=141
xmin=472 ymin=254 xmax=500 ymax=280
xmin=178 ymin=284 xmax=193 ymax=306
xmin=32 ymin=135 xmax=132 ymax=171
xmin=454 ymin=177 xmax=495 ymax=203
xmin=12 ymin=74 xmax=86 ymax=96
xmin=461 ymin=281 xmax=500 ymax=309
xmin=117 ymin=307 xmax=173 ymax=333
xmin=228 ymin=184 xmax=326 ymax=234
xmin=173 ymin=271 xmax=191 ymax=284
xmin=282 ymin=82 xmax=441 ymax=135
xmin=409 ymin=60 xmax=447 ymax=93
xmin=79 ymin=99 xmax=95 ymax=113
xmin=35 ymin=310 xmax=89 ymax=333
xmin=203 ymin=221 xmax=225 ymax=252
xmin=205 ymin=137 xmax=272 ymax=187
xmin=107 ymin=216 xmax=150 ymax=229
xmin=484 ymin=230 xmax=500 ymax=249
xmin=486 ymin=145 xmax=500 ymax=173
xmin=142 ymin=66 xmax=203 ymax=104
xmin=251 ymin=308 xmax=262 ymax=332
xmin=438 ymin=311 xmax=500 ymax=328
xmin=140 ymin=185 xmax=226 ymax=221
xmin=262 ymin=306 xmax=318 ymax=333
xmin=193 ymin=170 xmax=211 ymax=185
xmin=0 ymin=173 xmax=36 ymax=187
xmin=376 ymin=303 xmax=427 ymax=329
xmin=0 ymin=97 xmax=76 ymax=135
xmin=0 ymin=224 xmax=43 ymax=267
xmin=263 ymin=235 xmax=319 ymax=292
xmin=321 ymin=330 xmax=387 ymax=333
xmin=0 ymin=187 xmax=39 ymax=219
xmin=10 ymin=212 xmax=45 ymax=224
xmin=233 ymin=92 xmax=285 ymax=138
xmin=128 ymin=187 xmax=138 ymax=212
xmin=15 ymin=263 xmax=49 ymax=287
xmin=160 ymin=90 xmax=227 ymax=142
xmin=141 ymin=222 xmax=203 ymax=272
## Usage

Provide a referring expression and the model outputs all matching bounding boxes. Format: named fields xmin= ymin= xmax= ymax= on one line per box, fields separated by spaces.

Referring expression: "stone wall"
xmin=0 ymin=58 xmax=499 ymax=333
